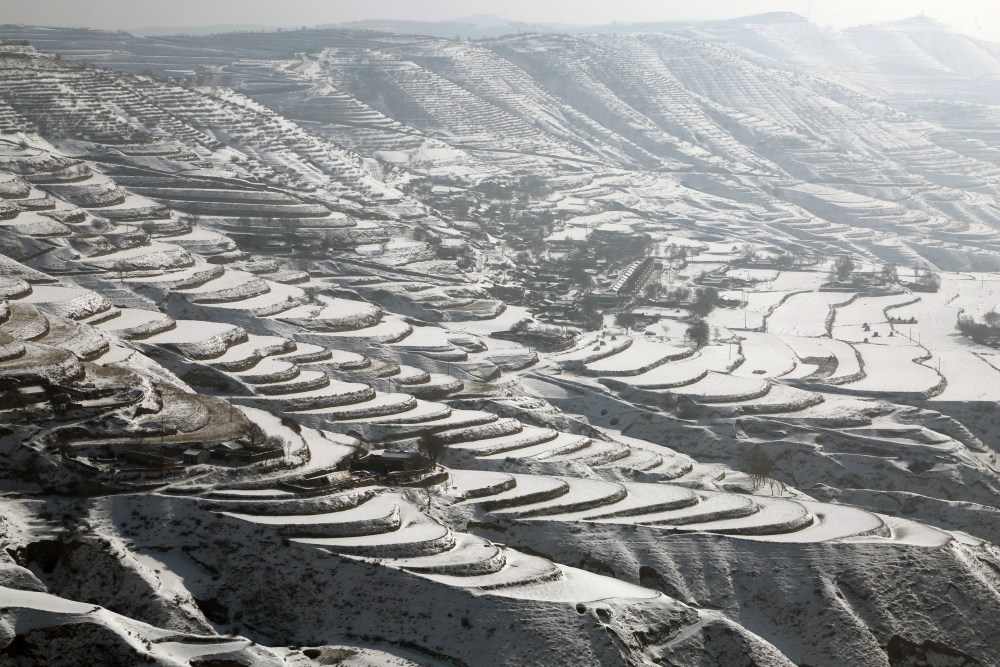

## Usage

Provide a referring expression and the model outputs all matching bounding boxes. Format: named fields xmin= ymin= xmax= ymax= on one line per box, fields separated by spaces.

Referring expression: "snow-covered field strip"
xmin=615 ymin=344 xmax=734 ymax=388
xmin=222 ymin=495 xmax=399 ymax=528
xmin=726 ymin=267 xmax=779 ymax=282
xmin=742 ymin=501 xmax=885 ymax=543
xmin=389 ymin=323 xmax=456 ymax=349
xmin=87 ymin=241 xmax=193 ymax=271
xmin=768 ymin=271 xmax=829 ymax=292
xmin=409 ymin=545 xmax=554 ymax=588
xmin=672 ymin=372 xmax=770 ymax=401
xmin=207 ymin=280 xmax=303 ymax=312
xmin=278 ymin=295 xmax=379 ymax=325
xmin=485 ymin=564 xmax=661 ymax=603
xmin=446 ymin=468 xmax=516 ymax=498
xmin=831 ymin=294 xmax=915 ymax=342
xmin=585 ymin=338 xmax=689 ymax=374
xmin=142 ymin=319 xmax=241 ymax=345
xmin=674 ymin=495 xmax=813 ymax=535
xmin=834 ymin=294 xmax=916 ymax=327
xmin=709 ymin=289 xmax=795 ymax=330
xmin=205 ymin=334 xmax=290 ymax=368
xmin=628 ymin=491 xmax=756 ymax=526
xmin=175 ymin=269 xmax=264 ymax=298
xmin=491 ymin=477 xmax=624 ymax=517
xmin=733 ymin=331 xmax=798 ymax=377
xmin=713 ymin=383 xmax=821 ymax=412
xmin=780 ymin=335 xmax=861 ymax=381
xmin=93 ymin=308 xmax=173 ymax=337
xmin=767 ymin=292 xmax=855 ymax=337
xmin=538 ymin=483 xmax=696 ymax=521
xmin=462 ymin=473 xmax=568 ymax=509
xmin=481 ymin=432 xmax=590 ymax=460
xmin=931 ymin=350 xmax=1000 ymax=401
xmin=846 ymin=516 xmax=954 ymax=547
xmin=443 ymin=304 xmax=531 ymax=336
xmin=292 ymin=502 xmax=450 ymax=556
xmin=550 ymin=333 xmax=631 ymax=364
xmin=842 ymin=344 xmax=940 ymax=394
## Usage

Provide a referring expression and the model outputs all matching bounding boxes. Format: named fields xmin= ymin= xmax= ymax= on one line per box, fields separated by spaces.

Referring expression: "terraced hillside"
xmin=2 ymin=16 xmax=1000 ymax=666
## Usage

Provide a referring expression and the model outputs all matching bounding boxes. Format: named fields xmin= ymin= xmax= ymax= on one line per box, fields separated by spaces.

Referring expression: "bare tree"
xmin=685 ymin=317 xmax=710 ymax=349
xmin=419 ymin=434 xmax=447 ymax=468
xmin=741 ymin=446 xmax=775 ymax=490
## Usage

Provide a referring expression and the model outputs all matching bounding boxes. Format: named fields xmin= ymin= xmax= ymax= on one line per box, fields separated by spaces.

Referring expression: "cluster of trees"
xmin=879 ymin=263 xmax=898 ymax=284
xmin=242 ymin=422 xmax=289 ymax=452
xmin=828 ymin=257 xmax=940 ymax=292
xmin=613 ymin=310 xmax=640 ymax=332
xmin=473 ymin=173 xmax=551 ymax=204
xmin=911 ymin=269 xmax=941 ymax=292
xmin=417 ymin=434 xmax=447 ymax=468
xmin=640 ymin=284 xmax=717 ymax=314
xmin=831 ymin=256 xmax=855 ymax=282
xmin=772 ymin=247 xmax=814 ymax=269
xmin=831 ymin=257 xmax=899 ymax=284
xmin=580 ymin=305 xmax=604 ymax=331
xmin=663 ymin=243 xmax=690 ymax=263
xmin=690 ymin=286 xmax=720 ymax=317
xmin=666 ymin=285 xmax=691 ymax=302
xmin=956 ymin=309 xmax=1000 ymax=346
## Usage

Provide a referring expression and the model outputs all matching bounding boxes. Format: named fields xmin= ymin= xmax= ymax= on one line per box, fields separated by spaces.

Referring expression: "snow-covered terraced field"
xmin=276 ymin=295 xmax=381 ymax=331
xmin=141 ymin=319 xmax=245 ymax=359
xmin=584 ymin=338 xmax=690 ymax=375
xmin=204 ymin=334 xmax=294 ymax=371
xmin=477 ymin=432 xmax=591 ymax=461
xmin=713 ymin=382 xmax=822 ymax=414
xmin=611 ymin=344 xmax=735 ymax=389
xmin=291 ymin=503 xmax=452 ymax=558
xmin=86 ymin=241 xmax=194 ymax=273
xmin=454 ymin=473 xmax=905 ymax=543
xmin=93 ymin=307 xmax=174 ymax=338
xmin=19 ymin=284 xmax=113 ymax=320
xmin=670 ymin=372 xmax=770 ymax=402
xmin=176 ymin=270 xmax=269 ymax=304
xmin=204 ymin=280 xmax=304 ymax=315
xmin=3 ymin=24 xmax=1000 ymax=666
xmin=551 ymin=334 xmax=633 ymax=365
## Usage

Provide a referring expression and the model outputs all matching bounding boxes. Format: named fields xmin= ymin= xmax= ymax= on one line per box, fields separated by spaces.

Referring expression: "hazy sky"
xmin=5 ymin=1 xmax=1000 ymax=41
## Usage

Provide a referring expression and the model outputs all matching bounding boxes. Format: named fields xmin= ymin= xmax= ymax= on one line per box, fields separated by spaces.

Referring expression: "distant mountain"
xmin=130 ymin=23 xmax=281 ymax=36
xmin=337 ymin=18 xmax=564 ymax=39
